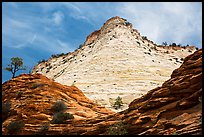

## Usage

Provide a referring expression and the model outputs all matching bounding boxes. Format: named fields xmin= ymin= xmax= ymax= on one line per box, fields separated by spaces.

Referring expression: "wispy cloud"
xmin=30 ymin=34 xmax=37 ymax=43
xmin=2 ymin=2 xmax=202 ymax=83
xmin=2 ymin=2 xmax=202 ymax=51
xmin=117 ymin=2 xmax=202 ymax=47
xmin=52 ymin=11 xmax=64 ymax=25
xmin=57 ymin=2 xmax=120 ymax=27
xmin=2 ymin=3 xmax=72 ymax=53
xmin=62 ymin=2 xmax=82 ymax=13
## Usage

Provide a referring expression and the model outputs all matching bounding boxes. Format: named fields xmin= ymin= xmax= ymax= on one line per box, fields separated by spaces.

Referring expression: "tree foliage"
xmin=7 ymin=120 xmax=25 ymax=135
xmin=162 ymin=42 xmax=168 ymax=46
xmin=2 ymin=102 xmax=11 ymax=115
xmin=142 ymin=36 xmax=148 ymax=40
xmin=51 ymin=100 xmax=67 ymax=113
xmin=113 ymin=96 xmax=123 ymax=109
xmin=4 ymin=57 xmax=27 ymax=78
xmin=36 ymin=123 xmax=50 ymax=135
xmin=51 ymin=112 xmax=74 ymax=124
xmin=107 ymin=121 xmax=128 ymax=135
xmin=38 ymin=59 xmax=47 ymax=64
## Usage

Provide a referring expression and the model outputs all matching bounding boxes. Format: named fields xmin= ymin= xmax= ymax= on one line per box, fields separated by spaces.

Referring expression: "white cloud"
xmin=2 ymin=4 xmax=70 ymax=53
xmin=2 ymin=2 xmax=202 ymax=52
xmin=60 ymin=2 xmax=95 ymax=26
xmin=2 ymin=15 xmax=67 ymax=53
xmin=2 ymin=15 xmax=38 ymax=49
xmin=117 ymin=2 xmax=202 ymax=47
xmin=52 ymin=11 xmax=64 ymax=25
xmin=30 ymin=34 xmax=37 ymax=43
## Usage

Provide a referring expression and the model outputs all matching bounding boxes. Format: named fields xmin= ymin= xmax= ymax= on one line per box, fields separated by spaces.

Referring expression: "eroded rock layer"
xmin=2 ymin=49 xmax=202 ymax=135
xmin=90 ymin=49 xmax=202 ymax=135
xmin=2 ymin=74 xmax=114 ymax=135
xmin=32 ymin=16 xmax=197 ymax=110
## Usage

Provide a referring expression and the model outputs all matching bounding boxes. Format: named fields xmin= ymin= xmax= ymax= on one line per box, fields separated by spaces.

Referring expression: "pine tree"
xmin=4 ymin=57 xmax=27 ymax=78
xmin=113 ymin=96 xmax=123 ymax=109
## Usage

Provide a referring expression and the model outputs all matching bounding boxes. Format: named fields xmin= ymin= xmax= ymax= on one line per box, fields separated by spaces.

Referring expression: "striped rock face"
xmin=32 ymin=16 xmax=197 ymax=111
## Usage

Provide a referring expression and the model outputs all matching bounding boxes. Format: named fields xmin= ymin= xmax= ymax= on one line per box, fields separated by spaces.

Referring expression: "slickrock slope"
xmin=2 ymin=74 xmax=114 ymax=135
xmin=32 ymin=16 xmax=197 ymax=111
xmin=2 ymin=49 xmax=202 ymax=135
xmin=89 ymin=49 xmax=202 ymax=135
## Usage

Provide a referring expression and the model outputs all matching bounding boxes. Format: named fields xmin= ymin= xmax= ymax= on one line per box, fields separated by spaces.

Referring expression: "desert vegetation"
xmin=36 ymin=123 xmax=50 ymax=135
xmin=4 ymin=57 xmax=27 ymax=78
xmin=38 ymin=59 xmax=47 ymax=64
xmin=51 ymin=100 xmax=67 ymax=113
xmin=2 ymin=101 xmax=11 ymax=115
xmin=6 ymin=120 xmax=25 ymax=135
xmin=106 ymin=121 xmax=128 ymax=135
xmin=51 ymin=111 xmax=74 ymax=124
xmin=112 ymin=96 xmax=123 ymax=109
xmin=51 ymin=100 xmax=74 ymax=124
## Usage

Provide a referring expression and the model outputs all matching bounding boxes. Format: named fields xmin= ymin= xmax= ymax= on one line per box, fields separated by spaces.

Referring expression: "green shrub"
xmin=124 ymin=21 xmax=131 ymax=26
xmin=78 ymin=44 xmax=83 ymax=49
xmin=51 ymin=112 xmax=74 ymax=124
xmin=63 ymin=112 xmax=74 ymax=119
xmin=107 ymin=121 xmax=128 ymax=135
xmin=16 ymin=91 xmax=23 ymax=99
xmin=38 ymin=59 xmax=47 ymax=64
xmin=170 ymin=43 xmax=177 ymax=47
xmin=37 ymin=123 xmax=50 ymax=135
xmin=162 ymin=42 xmax=168 ymax=46
xmin=51 ymin=100 xmax=67 ymax=113
xmin=113 ymin=96 xmax=123 ymax=109
xmin=51 ymin=53 xmax=65 ymax=58
xmin=2 ymin=102 xmax=11 ymax=115
xmin=31 ymin=83 xmax=46 ymax=89
xmin=142 ymin=36 xmax=148 ymax=40
xmin=7 ymin=120 xmax=25 ymax=134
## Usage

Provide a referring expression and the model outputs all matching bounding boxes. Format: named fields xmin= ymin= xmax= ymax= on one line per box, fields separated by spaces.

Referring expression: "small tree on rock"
xmin=113 ymin=96 xmax=123 ymax=109
xmin=4 ymin=57 xmax=27 ymax=78
xmin=162 ymin=42 xmax=168 ymax=46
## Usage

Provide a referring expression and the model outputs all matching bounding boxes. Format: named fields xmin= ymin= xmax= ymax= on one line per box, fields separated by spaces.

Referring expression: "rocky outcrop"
xmin=2 ymin=74 xmax=114 ymax=135
xmin=32 ymin=16 xmax=197 ymax=111
xmin=93 ymin=49 xmax=202 ymax=135
xmin=2 ymin=49 xmax=202 ymax=135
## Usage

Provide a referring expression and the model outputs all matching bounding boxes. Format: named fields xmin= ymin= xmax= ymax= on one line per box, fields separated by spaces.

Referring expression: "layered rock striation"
xmin=2 ymin=74 xmax=114 ymax=135
xmin=32 ymin=16 xmax=197 ymax=111
xmin=91 ymin=49 xmax=202 ymax=135
xmin=2 ymin=49 xmax=202 ymax=135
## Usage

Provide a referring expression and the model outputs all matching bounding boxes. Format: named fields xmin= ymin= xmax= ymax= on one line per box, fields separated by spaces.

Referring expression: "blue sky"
xmin=2 ymin=2 xmax=202 ymax=83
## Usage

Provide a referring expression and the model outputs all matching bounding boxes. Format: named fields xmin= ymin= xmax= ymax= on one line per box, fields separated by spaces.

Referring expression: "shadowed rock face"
xmin=32 ymin=16 xmax=197 ymax=111
xmin=2 ymin=49 xmax=202 ymax=135
xmin=94 ymin=49 xmax=202 ymax=135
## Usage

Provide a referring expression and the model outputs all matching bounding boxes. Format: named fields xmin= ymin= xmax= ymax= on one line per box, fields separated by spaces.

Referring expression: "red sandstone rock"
xmin=2 ymin=74 xmax=114 ymax=135
xmin=2 ymin=49 xmax=202 ymax=135
xmin=93 ymin=49 xmax=202 ymax=135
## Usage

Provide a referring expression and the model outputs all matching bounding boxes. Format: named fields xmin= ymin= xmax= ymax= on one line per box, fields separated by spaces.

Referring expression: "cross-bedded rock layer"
xmin=32 ymin=16 xmax=197 ymax=111
xmin=2 ymin=49 xmax=202 ymax=135
xmin=2 ymin=74 xmax=114 ymax=135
